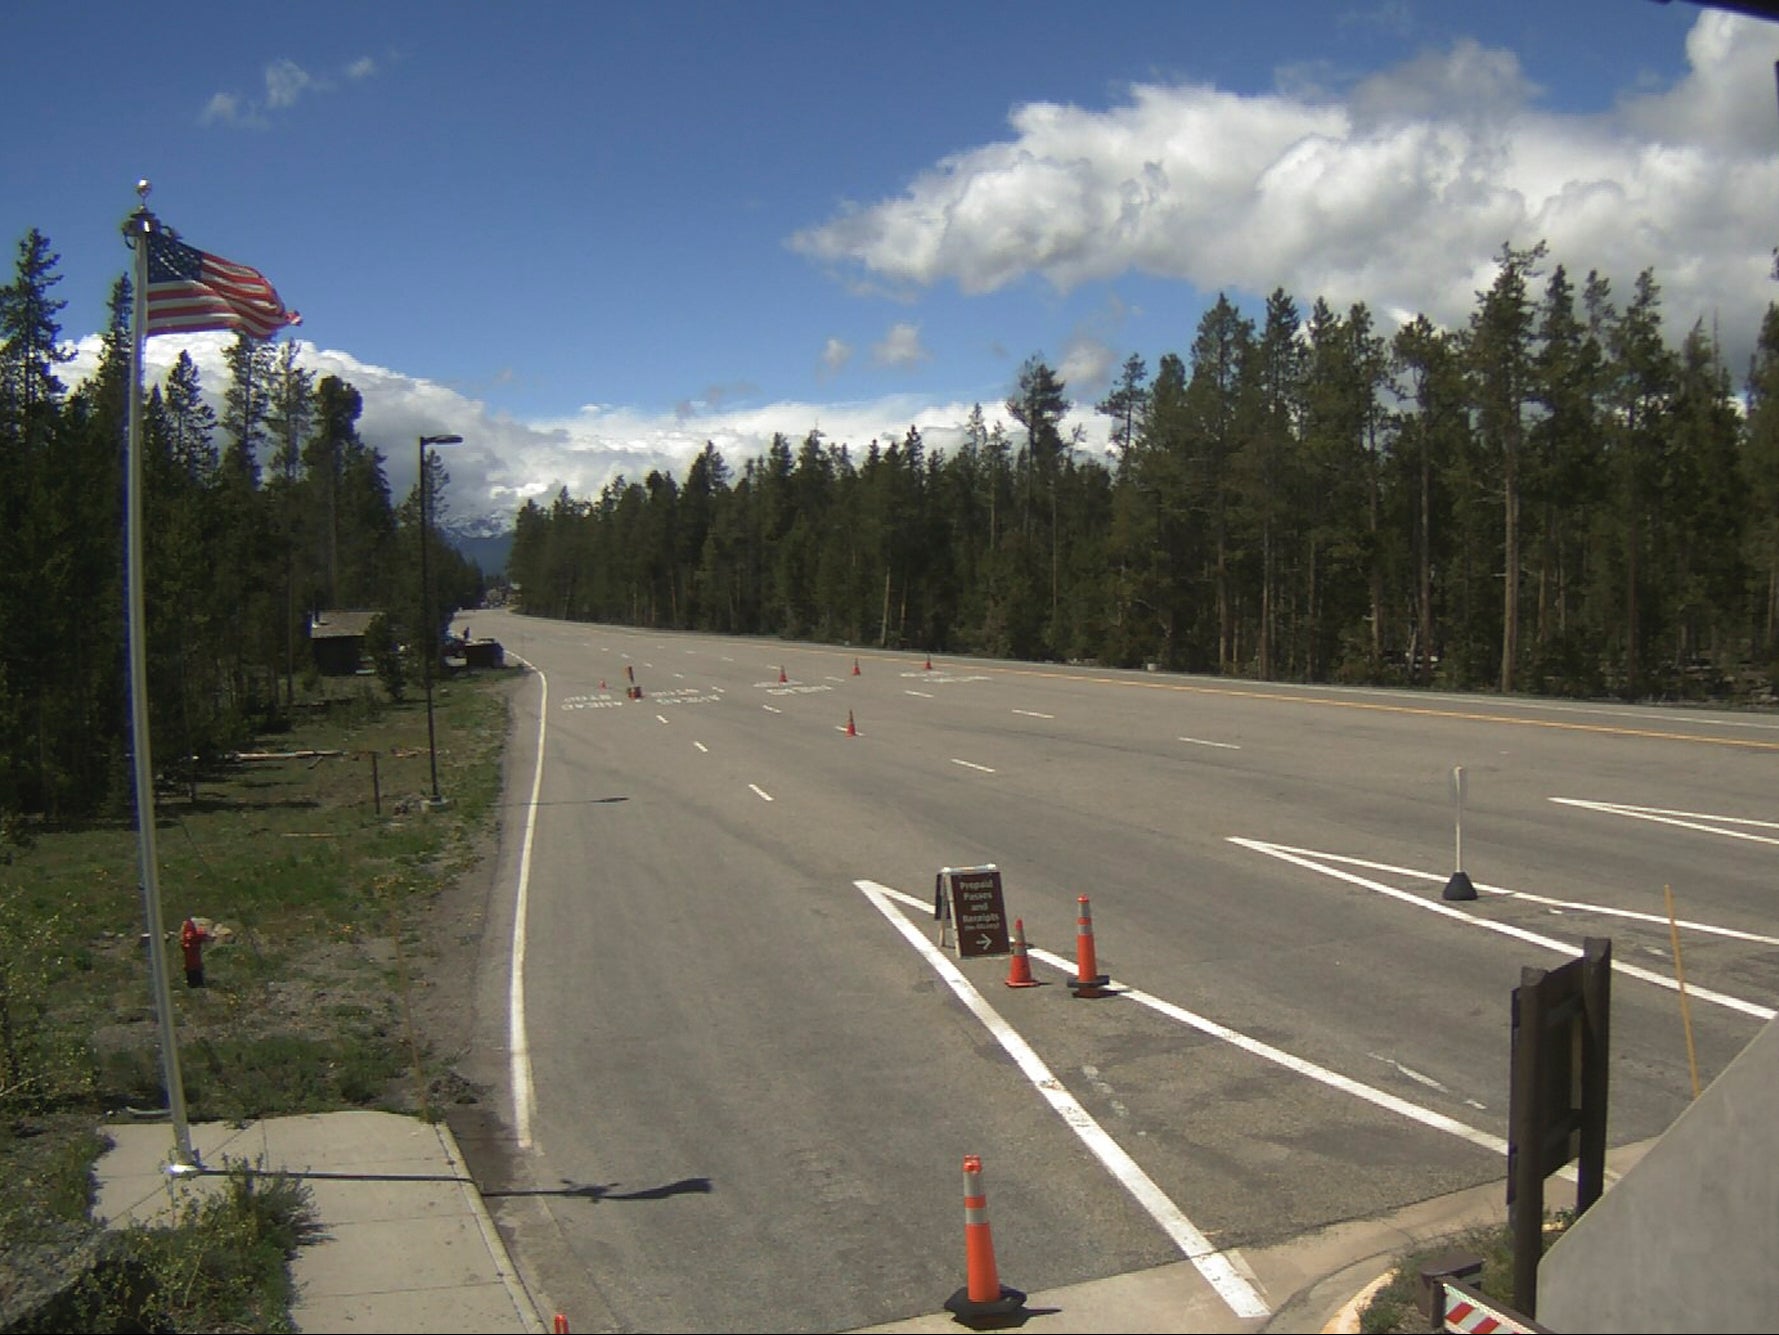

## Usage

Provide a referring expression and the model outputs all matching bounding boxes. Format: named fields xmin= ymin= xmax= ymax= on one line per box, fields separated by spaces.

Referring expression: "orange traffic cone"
xmin=943 ymin=1155 xmax=1025 ymax=1325
xmin=846 ymin=709 xmax=857 ymax=737
xmin=924 ymin=654 xmax=933 ymax=671
xmin=852 ymin=657 xmax=861 ymax=676
xmin=1068 ymin=895 xmax=1110 ymax=997
xmin=1004 ymin=918 xmax=1040 ymax=988
xmin=553 ymin=1316 xmax=569 ymax=1334
xmin=779 ymin=664 xmax=788 ymax=684
xmin=599 ymin=679 xmax=606 ymax=691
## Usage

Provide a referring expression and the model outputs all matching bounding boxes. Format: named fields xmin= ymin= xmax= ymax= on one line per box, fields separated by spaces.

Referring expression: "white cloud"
xmin=202 ymin=54 xmax=376 ymax=127
xmin=199 ymin=92 xmax=246 ymax=127
xmin=820 ymin=336 xmax=852 ymax=376
xmin=790 ymin=11 xmax=1779 ymax=367
xmin=872 ymin=322 xmax=930 ymax=368
xmin=264 ymin=59 xmax=314 ymax=109
xmin=63 ymin=332 xmax=1093 ymax=531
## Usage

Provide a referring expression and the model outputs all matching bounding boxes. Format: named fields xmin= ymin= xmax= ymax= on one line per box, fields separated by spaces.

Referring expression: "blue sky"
xmin=8 ymin=1 xmax=1778 ymax=529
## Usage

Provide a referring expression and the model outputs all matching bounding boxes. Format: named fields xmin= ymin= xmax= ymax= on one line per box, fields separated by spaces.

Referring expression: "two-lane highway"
xmin=449 ymin=609 xmax=1778 ymax=1333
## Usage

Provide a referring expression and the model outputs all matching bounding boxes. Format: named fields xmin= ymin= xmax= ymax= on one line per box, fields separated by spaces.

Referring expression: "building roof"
xmin=308 ymin=610 xmax=381 ymax=640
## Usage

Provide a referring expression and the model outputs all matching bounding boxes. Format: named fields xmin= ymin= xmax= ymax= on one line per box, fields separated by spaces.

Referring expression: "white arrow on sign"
xmin=978 ymin=935 xmax=994 ymax=952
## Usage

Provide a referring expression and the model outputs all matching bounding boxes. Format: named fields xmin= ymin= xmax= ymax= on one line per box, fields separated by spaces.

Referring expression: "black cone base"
xmin=1443 ymin=870 xmax=1477 ymax=901
xmin=944 ymin=1283 xmax=1027 ymax=1328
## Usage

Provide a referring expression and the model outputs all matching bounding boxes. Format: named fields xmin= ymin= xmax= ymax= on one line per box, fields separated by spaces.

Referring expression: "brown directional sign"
xmin=941 ymin=865 xmax=1010 ymax=958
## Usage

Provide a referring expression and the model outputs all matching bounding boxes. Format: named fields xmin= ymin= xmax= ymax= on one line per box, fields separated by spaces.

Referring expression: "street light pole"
xmin=418 ymin=433 xmax=462 ymax=809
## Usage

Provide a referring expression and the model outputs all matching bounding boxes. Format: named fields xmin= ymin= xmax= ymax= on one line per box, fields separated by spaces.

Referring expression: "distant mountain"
xmin=442 ymin=514 xmax=515 ymax=579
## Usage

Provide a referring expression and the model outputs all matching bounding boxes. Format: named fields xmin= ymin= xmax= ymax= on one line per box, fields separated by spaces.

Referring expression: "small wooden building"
xmin=308 ymin=610 xmax=381 ymax=676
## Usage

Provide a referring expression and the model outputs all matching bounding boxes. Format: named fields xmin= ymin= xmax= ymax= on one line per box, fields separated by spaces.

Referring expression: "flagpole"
xmin=122 ymin=180 xmax=198 ymax=1173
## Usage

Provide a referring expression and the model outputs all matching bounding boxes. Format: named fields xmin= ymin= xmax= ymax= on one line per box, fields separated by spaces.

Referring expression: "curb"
xmin=433 ymin=1117 xmax=550 ymax=1334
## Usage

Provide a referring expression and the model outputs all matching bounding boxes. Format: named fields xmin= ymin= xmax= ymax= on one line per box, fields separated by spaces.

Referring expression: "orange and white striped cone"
xmin=779 ymin=664 xmax=788 ymax=684
xmin=1003 ymin=918 xmax=1040 ymax=988
xmin=924 ymin=654 xmax=933 ymax=671
xmin=1068 ymin=895 xmax=1110 ymax=997
xmin=852 ymin=657 xmax=861 ymax=676
xmin=845 ymin=709 xmax=857 ymax=737
xmin=943 ymin=1155 xmax=1025 ymax=1325
xmin=552 ymin=1315 xmax=569 ymax=1334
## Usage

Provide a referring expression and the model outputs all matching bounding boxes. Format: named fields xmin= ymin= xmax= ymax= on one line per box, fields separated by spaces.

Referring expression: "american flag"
xmin=144 ymin=231 xmax=301 ymax=339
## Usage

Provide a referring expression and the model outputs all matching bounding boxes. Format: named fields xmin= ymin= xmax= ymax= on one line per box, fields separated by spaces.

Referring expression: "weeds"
xmin=0 ymin=664 xmax=516 ymax=1331
xmin=1359 ymin=1212 xmax=1574 ymax=1333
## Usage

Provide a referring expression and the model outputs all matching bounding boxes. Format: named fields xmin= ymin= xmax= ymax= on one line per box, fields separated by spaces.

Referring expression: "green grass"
xmin=0 ymin=663 xmax=518 ymax=1331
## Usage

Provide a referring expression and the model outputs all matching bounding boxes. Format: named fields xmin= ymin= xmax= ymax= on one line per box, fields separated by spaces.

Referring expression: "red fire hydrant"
xmin=180 ymin=917 xmax=213 ymax=988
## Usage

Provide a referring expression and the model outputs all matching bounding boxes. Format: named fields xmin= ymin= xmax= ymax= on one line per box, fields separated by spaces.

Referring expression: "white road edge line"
xmin=854 ymin=880 xmax=1271 ymax=1321
xmin=507 ymin=656 xmax=546 ymax=1152
xmin=1230 ymin=838 xmax=1776 ymax=1022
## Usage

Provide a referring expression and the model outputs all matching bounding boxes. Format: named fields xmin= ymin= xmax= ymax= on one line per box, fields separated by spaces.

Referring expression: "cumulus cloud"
xmin=62 ymin=333 xmax=1068 ymax=530
xmin=872 ymin=322 xmax=930 ymax=368
xmin=790 ymin=11 xmax=1779 ymax=363
xmin=820 ymin=336 xmax=852 ymax=376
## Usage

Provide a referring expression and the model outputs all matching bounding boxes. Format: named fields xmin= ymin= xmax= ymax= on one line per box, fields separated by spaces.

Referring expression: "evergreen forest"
xmin=509 ymin=241 xmax=1779 ymax=710
xmin=0 ymin=228 xmax=480 ymax=820
xmin=10 ymin=226 xmax=1779 ymax=819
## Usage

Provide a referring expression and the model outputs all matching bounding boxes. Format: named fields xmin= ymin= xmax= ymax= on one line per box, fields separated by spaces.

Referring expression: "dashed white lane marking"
xmin=1178 ymin=735 xmax=1241 ymax=749
xmin=749 ymin=783 xmax=774 ymax=802
xmin=763 ymin=705 xmax=782 ymax=714
xmin=1013 ymin=708 xmax=1054 ymax=719
xmin=694 ymin=741 xmax=708 ymax=753
xmin=950 ymin=758 xmax=996 ymax=773
xmin=1552 ymin=797 xmax=1779 ymax=848
xmin=1370 ymin=1054 xmax=1449 ymax=1093
xmin=855 ymin=880 xmax=1271 ymax=1321
xmin=906 ymin=689 xmax=934 ymax=698
xmin=1230 ymin=838 xmax=1777 ymax=1022
xmin=656 ymin=714 xmax=669 ymax=724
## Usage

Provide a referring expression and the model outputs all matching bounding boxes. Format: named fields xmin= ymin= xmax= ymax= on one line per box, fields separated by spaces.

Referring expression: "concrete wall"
xmin=1539 ymin=1016 xmax=1778 ymax=1333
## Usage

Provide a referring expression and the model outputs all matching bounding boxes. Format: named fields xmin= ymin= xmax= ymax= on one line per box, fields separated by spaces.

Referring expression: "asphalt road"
xmin=447 ymin=608 xmax=1779 ymax=1334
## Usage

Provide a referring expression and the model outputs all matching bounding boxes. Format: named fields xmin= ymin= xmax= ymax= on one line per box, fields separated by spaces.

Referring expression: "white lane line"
xmin=673 ymin=672 xmax=685 ymax=678
xmin=505 ymin=656 xmax=547 ymax=1151
xmin=1178 ymin=736 xmax=1241 ymax=750
xmin=906 ymin=689 xmax=934 ymax=698
xmin=855 ymin=880 xmax=1271 ymax=1321
xmin=694 ymin=741 xmax=708 ymax=753
xmin=763 ymin=704 xmax=782 ymax=714
xmin=1256 ymin=845 xmax=1779 ymax=947
xmin=656 ymin=714 xmax=669 ymax=724
xmin=1552 ymin=797 xmax=1779 ymax=847
xmin=1013 ymin=708 xmax=1054 ymax=719
xmin=868 ymin=883 xmax=1567 ymax=1180
xmin=749 ymin=783 xmax=774 ymax=802
xmin=950 ymin=758 xmax=997 ymax=773
xmin=1231 ymin=838 xmax=1776 ymax=1022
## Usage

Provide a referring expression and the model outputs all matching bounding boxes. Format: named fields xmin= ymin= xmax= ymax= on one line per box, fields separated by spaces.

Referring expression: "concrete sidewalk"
xmin=94 ymin=1107 xmax=1648 ymax=1333
xmin=93 ymin=1110 xmax=546 ymax=1334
